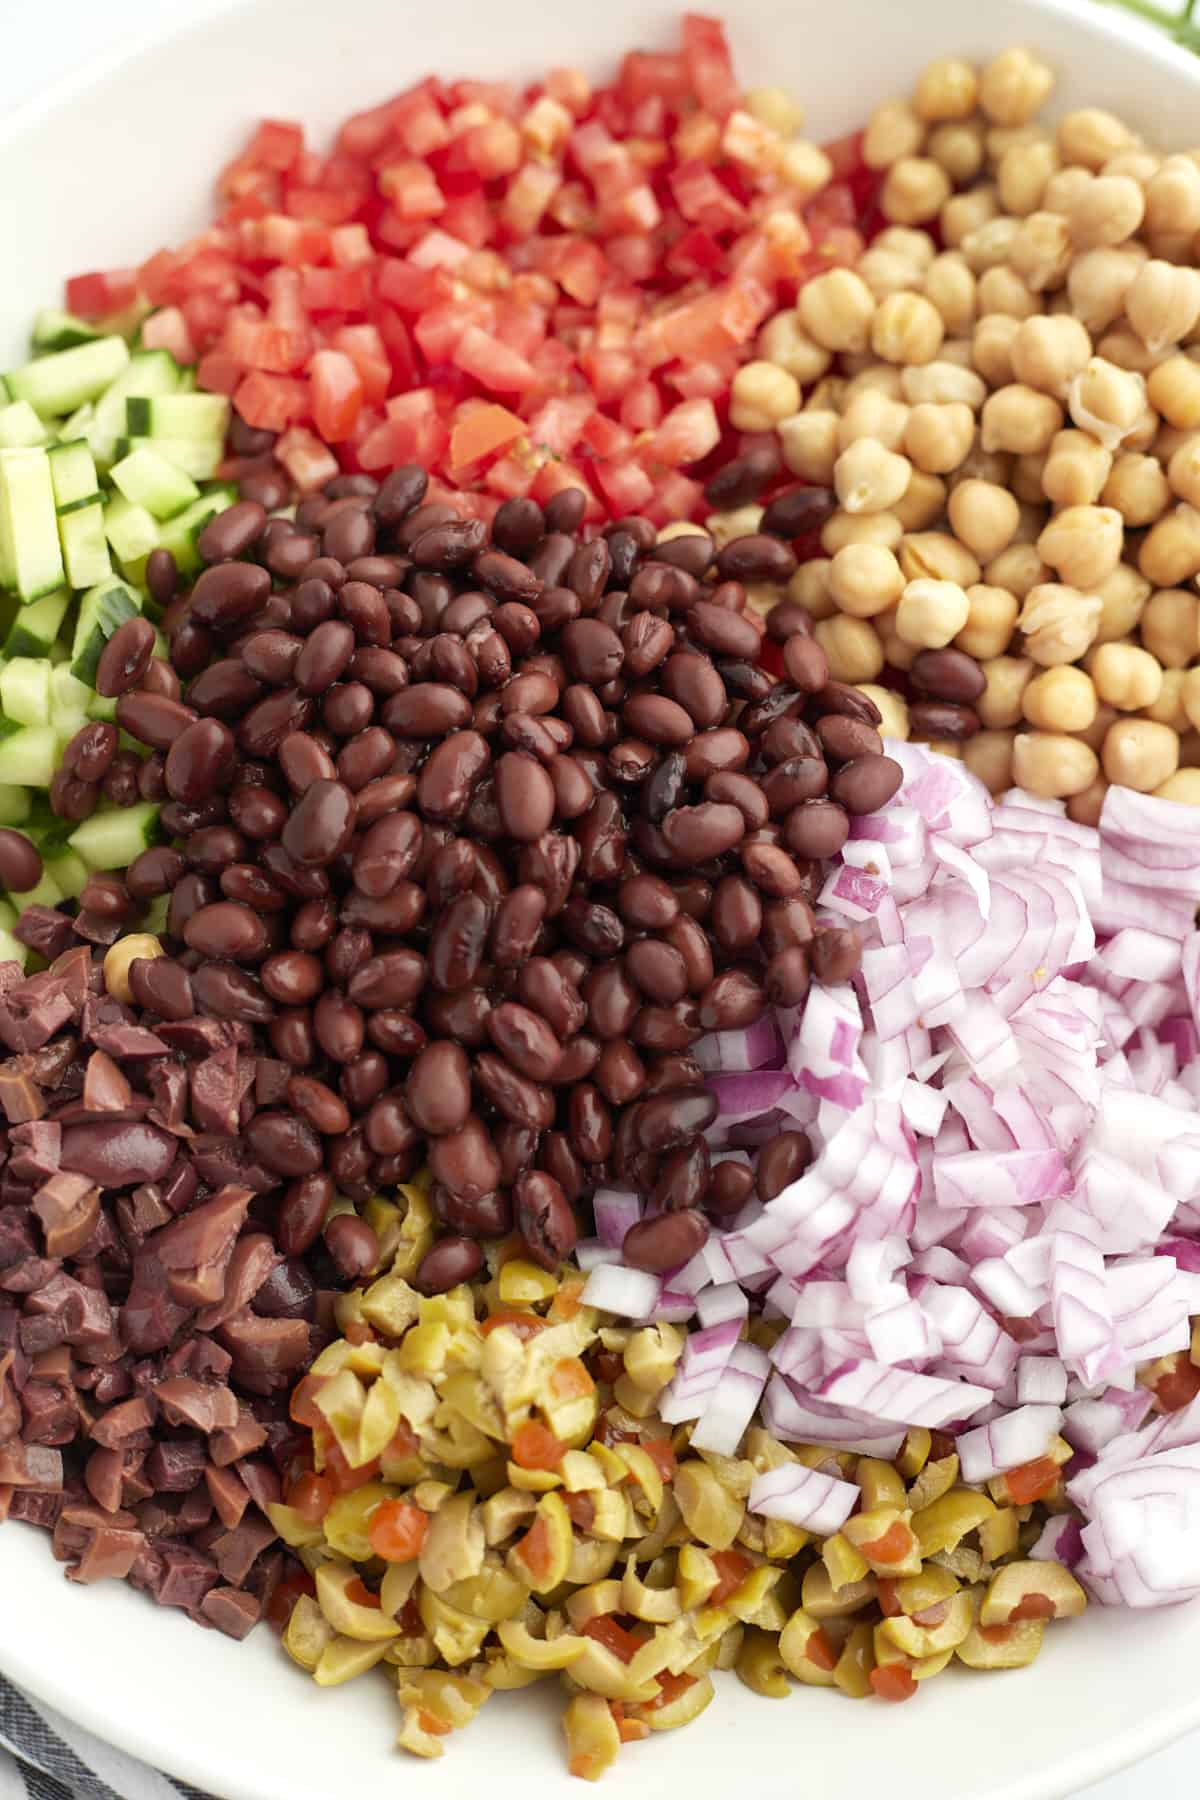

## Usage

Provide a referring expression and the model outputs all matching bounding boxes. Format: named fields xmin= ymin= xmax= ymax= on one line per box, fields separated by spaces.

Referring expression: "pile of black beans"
xmin=83 ymin=470 xmax=902 ymax=1290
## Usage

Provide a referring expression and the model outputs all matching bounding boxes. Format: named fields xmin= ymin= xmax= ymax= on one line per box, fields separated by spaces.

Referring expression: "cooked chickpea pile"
xmin=715 ymin=46 xmax=1200 ymax=818
xmin=272 ymin=1178 xmax=1086 ymax=1774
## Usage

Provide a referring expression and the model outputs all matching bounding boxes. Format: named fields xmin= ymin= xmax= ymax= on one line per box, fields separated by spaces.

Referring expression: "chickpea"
xmin=875 ymin=616 xmax=918 ymax=673
xmin=706 ymin=505 xmax=763 ymax=548
xmin=856 ymin=684 xmax=910 ymax=740
xmin=1144 ymin=154 xmax=1200 ymax=238
xmin=881 ymin=157 xmax=952 ymax=225
xmin=842 ymin=365 xmax=906 ymax=404
xmin=837 ymin=391 xmax=910 ymax=453
xmin=950 ymin=584 xmax=1017 ymax=661
xmin=978 ymin=654 xmax=1035 ymax=727
xmin=828 ymin=543 xmax=905 ymax=617
xmin=1101 ymin=452 xmax=1170 ymax=527
xmin=963 ymin=729 xmax=1017 ymax=793
xmin=1067 ymin=357 xmax=1147 ymax=449
xmin=913 ymin=56 xmax=979 ymax=122
xmin=1020 ymin=664 xmax=1098 ymax=732
xmin=1154 ymin=768 xmax=1200 ymax=802
xmin=924 ymin=254 xmax=978 ymax=335
xmin=900 ymin=530 xmax=982 ymax=587
xmin=1143 ymin=666 xmax=1189 ymax=731
xmin=997 ymin=137 xmax=1059 ymax=216
xmin=103 ymin=932 xmax=165 ymax=1006
xmin=797 ymin=269 xmax=877 ymax=355
xmin=1140 ymin=587 xmax=1200 ymax=668
xmin=927 ymin=122 xmax=986 ymax=187
xmin=1166 ymin=434 xmax=1200 ymax=508
xmin=1139 ymin=502 xmax=1200 ymax=585
xmin=746 ymin=87 xmax=805 ymax=135
xmin=1088 ymin=641 xmax=1163 ymax=712
xmin=807 ymin=375 xmax=848 ymax=412
xmin=1042 ymin=166 xmax=1096 ymax=216
xmin=1067 ymin=245 xmax=1147 ymax=335
xmin=778 ymin=411 xmax=838 ymax=484
xmin=857 ymin=246 xmax=926 ymax=301
xmin=1102 ymin=717 xmax=1180 ymax=790
xmin=813 ymin=613 xmax=885 ymax=682
xmin=892 ymin=468 xmax=948 ymax=532
xmin=1041 ymin=428 xmax=1112 ymax=507
xmin=1036 ymin=504 xmax=1123 ymax=589
xmin=1019 ymin=583 xmax=1104 ymax=664
xmin=1093 ymin=327 xmax=1175 ymax=379
xmin=1012 ymin=730 xmax=1101 ymax=797
xmin=758 ymin=311 xmax=832 ymax=383
xmin=979 ymin=48 xmax=1054 ymax=127
xmin=1125 ymin=260 xmax=1200 ymax=356
xmin=901 ymin=400 xmax=975 ymax=475
xmin=863 ymin=99 xmax=925 ymax=169
xmin=821 ymin=510 xmax=904 ymax=555
xmin=980 ymin=384 xmax=1064 ymax=455
xmin=973 ymin=313 xmax=1022 ymax=387
xmin=1066 ymin=776 xmax=1110 ymax=825
xmin=953 ymin=443 xmax=1013 ymax=487
xmin=1104 ymin=148 xmax=1160 ymax=184
xmin=986 ymin=542 xmax=1049 ymax=597
xmin=1009 ymin=315 xmax=1092 ymax=399
xmin=1068 ymin=174 xmax=1145 ymax=248
xmin=1092 ymin=563 xmax=1151 ymax=642
xmin=1125 ymin=400 xmax=1162 ymax=457
xmin=975 ymin=266 xmax=1037 ymax=324
xmin=1058 ymin=109 xmax=1135 ymax=171
xmin=833 ymin=439 xmax=912 ymax=515
xmin=729 ymin=360 xmax=801 ymax=432
xmin=1009 ymin=211 xmax=1073 ymax=291
xmin=900 ymin=361 xmax=985 ymax=413
xmin=787 ymin=559 xmax=836 ymax=621
xmin=1183 ymin=667 xmax=1200 ymax=732
xmin=778 ymin=139 xmax=835 ymax=199
xmin=871 ymin=292 xmax=945 ymax=366
xmin=943 ymin=482 xmax=1017 ymax=565
xmin=874 ymin=226 xmax=939 ymax=270
xmin=1147 ymin=353 xmax=1200 ymax=430
xmin=954 ymin=198 xmax=1011 ymax=258
xmin=895 ymin=576 xmax=971 ymax=647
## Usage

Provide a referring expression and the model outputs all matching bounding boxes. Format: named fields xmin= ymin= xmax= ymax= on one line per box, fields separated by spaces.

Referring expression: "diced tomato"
xmin=593 ymin=457 xmax=655 ymax=514
xmin=1004 ymin=1456 xmax=1061 ymax=1506
xmin=141 ymin=306 xmax=196 ymax=364
xmin=331 ymin=323 xmax=392 ymax=405
xmin=511 ymin=1420 xmax=567 ymax=1471
xmin=651 ymin=397 xmax=720 ymax=465
xmin=451 ymin=324 xmax=537 ymax=393
xmin=583 ymin=1616 xmax=649 ymax=1663
xmin=447 ymin=401 xmax=526 ymax=477
xmin=226 ymin=314 xmax=312 ymax=373
xmin=870 ymin=1666 xmax=918 ymax=1703
xmin=525 ymin=393 xmax=593 ymax=456
xmin=66 ymin=267 xmax=140 ymax=320
xmin=359 ymin=388 xmax=447 ymax=469
xmin=710 ymin=1549 xmax=752 ymax=1606
xmin=309 ymin=349 xmax=366 ymax=440
xmin=276 ymin=425 xmax=341 ymax=491
xmin=234 ymin=371 xmax=310 ymax=431
xmin=368 ymin=1498 xmax=429 ymax=1562
xmin=681 ymin=14 xmax=740 ymax=117
xmin=619 ymin=379 xmax=662 ymax=432
xmin=1153 ymin=1355 xmax=1200 ymax=1413
xmin=300 ymin=267 xmax=371 ymax=313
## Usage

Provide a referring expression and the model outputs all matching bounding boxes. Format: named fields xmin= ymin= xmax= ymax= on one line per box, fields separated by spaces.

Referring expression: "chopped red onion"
xmin=748 ymin=1462 xmax=860 ymax=1535
xmin=957 ymin=1403 xmax=1064 ymax=1482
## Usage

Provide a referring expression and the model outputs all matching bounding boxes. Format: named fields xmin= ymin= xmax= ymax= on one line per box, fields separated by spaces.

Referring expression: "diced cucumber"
xmin=68 ymin=801 xmax=161 ymax=870
xmin=0 ymin=899 xmax=16 ymax=930
xmin=0 ymin=659 xmax=52 ymax=728
xmin=111 ymin=444 xmax=199 ymax=519
xmin=44 ymin=848 xmax=90 ymax=899
xmin=32 ymin=308 xmax=102 ymax=352
xmin=103 ymin=494 xmax=160 ymax=567
xmin=143 ymin=893 xmax=170 ymax=936
xmin=87 ymin=348 xmax=180 ymax=467
xmin=58 ymin=498 xmax=112 ymax=589
xmin=4 ymin=589 xmax=70 ymax=660
xmin=155 ymin=485 xmax=237 ymax=578
xmin=0 ymin=787 xmax=31 ymax=827
xmin=125 ymin=391 xmax=229 ymax=440
xmin=0 ymin=722 xmax=58 ymax=787
xmin=0 ymin=448 xmax=65 ymax=601
xmin=15 ymin=866 xmax=65 ymax=908
xmin=48 ymin=439 xmax=100 ymax=509
xmin=6 ymin=336 xmax=130 ymax=420
xmin=70 ymin=578 xmax=140 ymax=686
xmin=117 ymin=434 xmax=224 ymax=482
xmin=0 ymin=930 xmax=30 ymax=973
xmin=50 ymin=663 xmax=93 ymax=740
xmin=59 ymin=400 xmax=95 ymax=442
xmin=0 ymin=401 xmax=48 ymax=449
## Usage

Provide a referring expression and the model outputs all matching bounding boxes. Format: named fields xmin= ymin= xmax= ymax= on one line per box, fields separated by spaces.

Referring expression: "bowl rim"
xmin=4 ymin=0 xmax=1200 ymax=1795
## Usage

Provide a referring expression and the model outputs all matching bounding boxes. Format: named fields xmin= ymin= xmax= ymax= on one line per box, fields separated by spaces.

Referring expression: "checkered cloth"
xmin=0 ymin=1678 xmax=210 ymax=1800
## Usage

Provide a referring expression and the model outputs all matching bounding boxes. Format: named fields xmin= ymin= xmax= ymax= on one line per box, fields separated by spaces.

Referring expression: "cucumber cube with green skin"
xmin=45 ymin=849 xmax=90 ymax=899
xmin=155 ymin=487 xmax=237 ymax=577
xmin=48 ymin=439 xmax=100 ymax=509
xmin=51 ymin=663 xmax=93 ymax=740
xmin=6 ymin=336 xmax=130 ymax=419
xmin=58 ymin=498 xmax=112 ymax=589
xmin=0 ymin=786 xmax=31 ymax=828
xmin=0 ymin=447 xmax=65 ymax=600
xmin=68 ymin=801 xmax=161 ymax=870
xmin=118 ymin=435 xmax=224 ymax=481
xmin=0 ymin=401 xmax=48 ymax=449
xmin=0 ymin=723 xmax=59 ymax=788
xmin=32 ymin=308 xmax=102 ymax=352
xmin=125 ymin=392 xmax=229 ymax=440
xmin=4 ymin=589 xmax=69 ymax=660
xmin=110 ymin=444 xmax=199 ymax=518
xmin=0 ymin=660 xmax=52 ymax=728
xmin=103 ymin=495 xmax=159 ymax=568
xmin=15 ymin=866 xmax=65 ymax=909
xmin=86 ymin=348 xmax=180 ymax=468
xmin=0 ymin=928 xmax=29 ymax=971
xmin=70 ymin=579 xmax=141 ymax=686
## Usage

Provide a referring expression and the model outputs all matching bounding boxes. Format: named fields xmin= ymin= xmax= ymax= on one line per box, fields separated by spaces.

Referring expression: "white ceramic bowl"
xmin=3 ymin=0 xmax=1200 ymax=1793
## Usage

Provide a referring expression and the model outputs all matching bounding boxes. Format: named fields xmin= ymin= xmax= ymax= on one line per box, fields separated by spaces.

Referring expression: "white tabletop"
xmin=4 ymin=1 xmax=1199 ymax=1794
